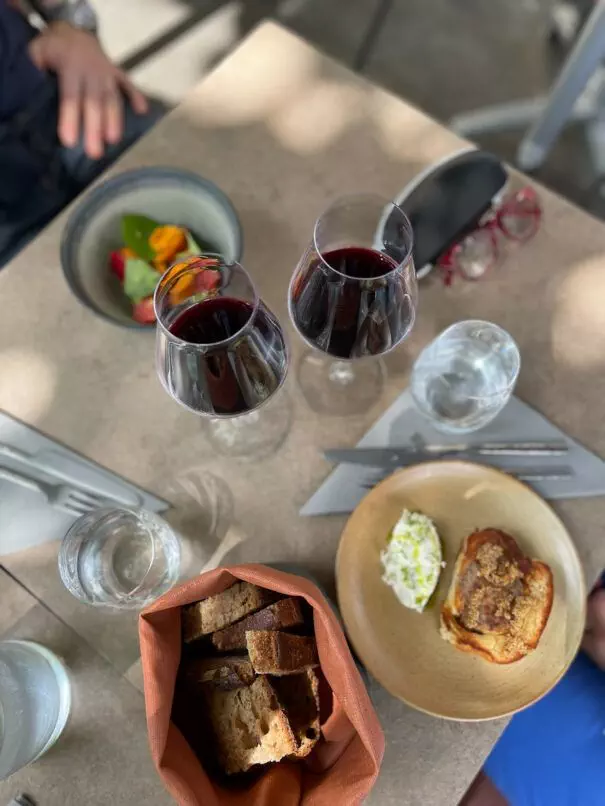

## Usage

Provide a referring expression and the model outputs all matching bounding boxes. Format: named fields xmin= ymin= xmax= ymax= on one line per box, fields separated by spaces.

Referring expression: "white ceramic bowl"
xmin=61 ymin=167 xmax=243 ymax=329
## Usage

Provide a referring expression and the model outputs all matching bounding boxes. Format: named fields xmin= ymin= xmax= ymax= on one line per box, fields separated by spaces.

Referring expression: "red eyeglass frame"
xmin=437 ymin=186 xmax=542 ymax=286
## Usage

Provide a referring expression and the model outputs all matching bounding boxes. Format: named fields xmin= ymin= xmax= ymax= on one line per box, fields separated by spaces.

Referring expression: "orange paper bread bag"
xmin=139 ymin=564 xmax=385 ymax=805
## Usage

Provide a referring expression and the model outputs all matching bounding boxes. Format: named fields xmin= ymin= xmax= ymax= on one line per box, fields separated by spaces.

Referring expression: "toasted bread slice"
xmin=211 ymin=597 xmax=304 ymax=652
xmin=185 ymin=656 xmax=256 ymax=690
xmin=440 ymin=529 xmax=553 ymax=664
xmin=204 ymin=675 xmax=297 ymax=774
xmin=272 ymin=669 xmax=320 ymax=759
xmin=246 ymin=630 xmax=318 ymax=675
xmin=182 ymin=582 xmax=278 ymax=642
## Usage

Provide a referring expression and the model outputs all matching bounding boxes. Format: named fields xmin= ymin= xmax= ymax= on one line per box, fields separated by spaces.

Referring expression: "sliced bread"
xmin=182 ymin=582 xmax=278 ymax=643
xmin=204 ymin=675 xmax=297 ymax=773
xmin=185 ymin=656 xmax=256 ymax=690
xmin=211 ymin=597 xmax=304 ymax=652
xmin=246 ymin=630 xmax=318 ymax=675
xmin=272 ymin=669 xmax=320 ymax=759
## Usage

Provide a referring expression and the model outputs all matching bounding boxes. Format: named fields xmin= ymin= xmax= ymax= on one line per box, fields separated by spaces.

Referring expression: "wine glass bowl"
xmin=155 ymin=255 xmax=289 ymax=418
xmin=289 ymin=195 xmax=416 ymax=360
xmin=288 ymin=194 xmax=416 ymax=414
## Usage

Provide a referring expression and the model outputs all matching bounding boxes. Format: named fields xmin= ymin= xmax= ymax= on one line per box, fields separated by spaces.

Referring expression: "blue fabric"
xmin=484 ymin=651 xmax=605 ymax=806
xmin=0 ymin=2 xmax=44 ymax=120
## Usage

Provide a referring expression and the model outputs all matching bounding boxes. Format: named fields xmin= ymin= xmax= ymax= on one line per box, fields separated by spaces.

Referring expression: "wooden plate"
xmin=336 ymin=461 xmax=586 ymax=720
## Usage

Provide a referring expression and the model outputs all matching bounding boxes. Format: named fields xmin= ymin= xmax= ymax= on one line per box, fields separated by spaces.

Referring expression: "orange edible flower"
xmin=162 ymin=256 xmax=221 ymax=306
xmin=149 ymin=225 xmax=188 ymax=272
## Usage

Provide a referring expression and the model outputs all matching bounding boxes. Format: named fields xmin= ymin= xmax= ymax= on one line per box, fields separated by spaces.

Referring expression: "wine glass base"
xmin=204 ymin=390 xmax=292 ymax=459
xmin=297 ymin=351 xmax=385 ymax=415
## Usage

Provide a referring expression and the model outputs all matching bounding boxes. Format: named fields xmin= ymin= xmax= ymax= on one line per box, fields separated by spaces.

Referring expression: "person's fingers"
xmin=27 ymin=37 xmax=45 ymax=71
xmin=116 ymin=71 xmax=149 ymax=115
xmin=102 ymin=77 xmax=123 ymax=145
xmin=82 ymin=76 xmax=105 ymax=159
xmin=58 ymin=71 xmax=83 ymax=148
xmin=581 ymin=631 xmax=605 ymax=671
xmin=585 ymin=589 xmax=605 ymax=634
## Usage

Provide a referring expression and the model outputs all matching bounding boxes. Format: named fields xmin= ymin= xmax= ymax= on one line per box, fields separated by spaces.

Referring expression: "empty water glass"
xmin=410 ymin=320 xmax=520 ymax=433
xmin=58 ymin=507 xmax=181 ymax=609
xmin=0 ymin=640 xmax=71 ymax=779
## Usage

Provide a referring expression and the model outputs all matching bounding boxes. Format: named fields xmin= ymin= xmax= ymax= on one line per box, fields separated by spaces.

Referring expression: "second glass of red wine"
xmin=288 ymin=194 xmax=417 ymax=414
xmin=155 ymin=255 xmax=290 ymax=457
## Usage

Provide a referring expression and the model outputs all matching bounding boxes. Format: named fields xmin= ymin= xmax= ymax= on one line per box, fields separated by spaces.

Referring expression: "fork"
xmin=0 ymin=465 xmax=113 ymax=517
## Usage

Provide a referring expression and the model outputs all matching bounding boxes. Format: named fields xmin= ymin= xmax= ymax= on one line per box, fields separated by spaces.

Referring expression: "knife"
xmin=363 ymin=465 xmax=575 ymax=486
xmin=324 ymin=441 xmax=569 ymax=467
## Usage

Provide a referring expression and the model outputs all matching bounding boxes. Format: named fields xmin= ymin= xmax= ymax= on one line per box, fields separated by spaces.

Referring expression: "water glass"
xmin=410 ymin=320 xmax=520 ymax=433
xmin=58 ymin=507 xmax=181 ymax=609
xmin=0 ymin=640 xmax=71 ymax=779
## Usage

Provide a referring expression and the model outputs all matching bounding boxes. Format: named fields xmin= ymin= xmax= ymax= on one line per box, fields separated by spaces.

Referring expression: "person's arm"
xmin=18 ymin=0 xmax=148 ymax=159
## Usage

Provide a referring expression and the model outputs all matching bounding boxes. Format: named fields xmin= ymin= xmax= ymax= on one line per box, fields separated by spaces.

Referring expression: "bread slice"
xmin=204 ymin=675 xmax=297 ymax=774
xmin=185 ymin=656 xmax=256 ymax=690
xmin=211 ymin=598 xmax=304 ymax=652
xmin=440 ymin=528 xmax=554 ymax=664
xmin=246 ymin=630 xmax=318 ymax=675
xmin=182 ymin=582 xmax=278 ymax=642
xmin=272 ymin=669 xmax=320 ymax=759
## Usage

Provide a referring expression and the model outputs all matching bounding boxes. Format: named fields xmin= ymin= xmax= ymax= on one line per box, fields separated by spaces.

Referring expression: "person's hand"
xmin=582 ymin=588 xmax=605 ymax=670
xmin=28 ymin=21 xmax=148 ymax=159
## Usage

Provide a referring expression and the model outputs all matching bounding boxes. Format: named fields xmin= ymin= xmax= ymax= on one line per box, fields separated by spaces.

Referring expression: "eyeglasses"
xmin=437 ymin=187 xmax=542 ymax=285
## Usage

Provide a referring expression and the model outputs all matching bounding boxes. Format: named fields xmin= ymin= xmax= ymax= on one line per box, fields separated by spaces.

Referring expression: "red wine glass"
xmin=288 ymin=194 xmax=416 ymax=414
xmin=154 ymin=255 xmax=290 ymax=456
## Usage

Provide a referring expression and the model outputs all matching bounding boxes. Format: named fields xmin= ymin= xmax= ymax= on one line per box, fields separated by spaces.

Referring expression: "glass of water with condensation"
xmin=0 ymin=640 xmax=71 ymax=779
xmin=410 ymin=320 xmax=520 ymax=433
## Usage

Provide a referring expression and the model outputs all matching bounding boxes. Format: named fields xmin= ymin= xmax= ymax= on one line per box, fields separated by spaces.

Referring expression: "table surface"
xmin=1 ymin=21 xmax=605 ymax=806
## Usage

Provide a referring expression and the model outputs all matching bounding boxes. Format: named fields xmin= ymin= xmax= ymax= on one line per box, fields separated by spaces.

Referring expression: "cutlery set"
xmin=324 ymin=440 xmax=574 ymax=490
xmin=0 ymin=440 xmax=137 ymax=517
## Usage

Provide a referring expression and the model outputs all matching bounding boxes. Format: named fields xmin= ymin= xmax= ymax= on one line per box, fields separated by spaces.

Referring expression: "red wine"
xmin=164 ymin=296 xmax=288 ymax=416
xmin=169 ymin=297 xmax=252 ymax=344
xmin=290 ymin=246 xmax=413 ymax=358
xmin=323 ymin=246 xmax=397 ymax=279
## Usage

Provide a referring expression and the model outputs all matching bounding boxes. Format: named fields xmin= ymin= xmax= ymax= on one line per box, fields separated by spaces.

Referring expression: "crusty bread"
xmin=185 ymin=656 xmax=256 ymax=690
xmin=211 ymin=598 xmax=304 ymax=652
xmin=440 ymin=529 xmax=554 ymax=664
xmin=246 ymin=630 xmax=318 ymax=675
xmin=204 ymin=675 xmax=297 ymax=773
xmin=182 ymin=582 xmax=278 ymax=642
xmin=272 ymin=669 xmax=320 ymax=759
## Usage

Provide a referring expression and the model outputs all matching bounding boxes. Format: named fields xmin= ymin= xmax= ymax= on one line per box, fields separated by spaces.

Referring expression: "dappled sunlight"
xmin=370 ymin=88 xmax=462 ymax=164
xmin=187 ymin=29 xmax=318 ymax=126
xmin=0 ymin=348 xmax=57 ymax=422
xmin=268 ymin=81 xmax=365 ymax=155
xmin=552 ymin=256 xmax=605 ymax=369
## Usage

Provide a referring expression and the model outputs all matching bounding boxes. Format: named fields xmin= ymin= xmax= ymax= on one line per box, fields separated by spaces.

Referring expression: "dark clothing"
xmin=0 ymin=3 xmax=45 ymax=120
xmin=0 ymin=5 xmax=164 ymax=266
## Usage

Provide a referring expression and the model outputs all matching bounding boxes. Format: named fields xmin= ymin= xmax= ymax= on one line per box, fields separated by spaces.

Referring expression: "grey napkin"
xmin=301 ymin=392 xmax=605 ymax=516
xmin=0 ymin=411 xmax=169 ymax=556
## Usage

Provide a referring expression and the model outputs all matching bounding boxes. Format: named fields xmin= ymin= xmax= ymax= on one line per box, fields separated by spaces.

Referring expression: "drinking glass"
xmin=155 ymin=255 xmax=290 ymax=456
xmin=0 ymin=640 xmax=71 ymax=779
xmin=58 ymin=507 xmax=181 ymax=609
xmin=410 ymin=320 xmax=520 ymax=433
xmin=288 ymin=194 xmax=417 ymax=414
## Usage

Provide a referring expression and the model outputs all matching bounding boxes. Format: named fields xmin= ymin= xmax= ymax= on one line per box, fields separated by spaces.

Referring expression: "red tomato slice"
xmin=194 ymin=269 xmax=221 ymax=292
xmin=109 ymin=250 xmax=126 ymax=282
xmin=132 ymin=297 xmax=156 ymax=324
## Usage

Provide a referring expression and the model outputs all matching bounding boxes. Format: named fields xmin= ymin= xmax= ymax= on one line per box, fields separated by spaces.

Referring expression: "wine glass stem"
xmin=328 ymin=361 xmax=356 ymax=386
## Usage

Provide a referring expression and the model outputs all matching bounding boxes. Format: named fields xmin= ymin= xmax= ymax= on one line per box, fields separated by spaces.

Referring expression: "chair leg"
xmin=516 ymin=1 xmax=605 ymax=170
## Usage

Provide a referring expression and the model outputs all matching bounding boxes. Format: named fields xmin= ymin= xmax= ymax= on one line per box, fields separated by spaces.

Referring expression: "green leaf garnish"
xmin=123 ymin=257 xmax=160 ymax=303
xmin=121 ymin=214 xmax=159 ymax=261
xmin=175 ymin=230 xmax=213 ymax=259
